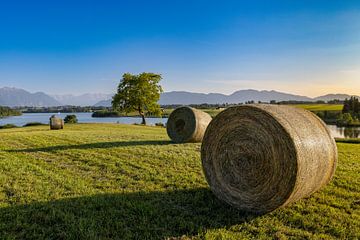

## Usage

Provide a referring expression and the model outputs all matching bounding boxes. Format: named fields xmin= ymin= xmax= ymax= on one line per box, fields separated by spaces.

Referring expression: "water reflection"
xmin=327 ymin=125 xmax=360 ymax=139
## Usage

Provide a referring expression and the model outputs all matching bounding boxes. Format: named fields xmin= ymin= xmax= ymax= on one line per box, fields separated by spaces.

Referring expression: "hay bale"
xmin=201 ymin=104 xmax=337 ymax=214
xmin=49 ymin=115 xmax=64 ymax=130
xmin=166 ymin=106 xmax=212 ymax=143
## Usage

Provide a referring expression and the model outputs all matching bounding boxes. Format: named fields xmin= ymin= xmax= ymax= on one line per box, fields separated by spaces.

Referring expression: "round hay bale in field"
xmin=201 ymin=104 xmax=337 ymax=214
xmin=49 ymin=115 xmax=64 ymax=130
xmin=166 ymin=106 xmax=212 ymax=143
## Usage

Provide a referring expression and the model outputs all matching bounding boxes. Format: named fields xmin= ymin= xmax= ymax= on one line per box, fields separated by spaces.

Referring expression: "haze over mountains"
xmin=96 ymin=90 xmax=360 ymax=107
xmin=0 ymin=87 xmax=61 ymax=107
xmin=52 ymin=93 xmax=113 ymax=106
xmin=0 ymin=87 xmax=359 ymax=107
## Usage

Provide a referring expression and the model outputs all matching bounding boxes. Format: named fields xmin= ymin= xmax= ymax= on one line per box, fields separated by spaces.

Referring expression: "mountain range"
xmin=0 ymin=87 xmax=61 ymax=107
xmin=94 ymin=90 xmax=360 ymax=107
xmin=0 ymin=87 xmax=359 ymax=107
xmin=52 ymin=93 xmax=113 ymax=106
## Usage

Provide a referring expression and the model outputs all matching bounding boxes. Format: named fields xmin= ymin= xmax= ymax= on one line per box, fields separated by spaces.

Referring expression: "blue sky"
xmin=0 ymin=1 xmax=359 ymax=96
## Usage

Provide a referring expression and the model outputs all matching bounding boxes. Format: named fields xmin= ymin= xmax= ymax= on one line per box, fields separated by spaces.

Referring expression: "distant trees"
xmin=112 ymin=73 xmax=163 ymax=125
xmin=337 ymin=97 xmax=360 ymax=126
xmin=337 ymin=113 xmax=355 ymax=126
xmin=0 ymin=106 xmax=21 ymax=118
xmin=328 ymin=99 xmax=343 ymax=104
xmin=270 ymin=100 xmax=277 ymax=104
xmin=342 ymin=97 xmax=360 ymax=117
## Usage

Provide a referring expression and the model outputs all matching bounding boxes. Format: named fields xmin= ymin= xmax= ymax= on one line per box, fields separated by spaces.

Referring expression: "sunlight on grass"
xmin=0 ymin=124 xmax=358 ymax=239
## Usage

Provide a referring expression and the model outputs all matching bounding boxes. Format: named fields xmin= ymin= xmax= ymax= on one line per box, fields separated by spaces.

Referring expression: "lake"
xmin=326 ymin=125 xmax=360 ymax=139
xmin=1 ymin=113 xmax=359 ymax=139
xmin=0 ymin=113 xmax=167 ymax=127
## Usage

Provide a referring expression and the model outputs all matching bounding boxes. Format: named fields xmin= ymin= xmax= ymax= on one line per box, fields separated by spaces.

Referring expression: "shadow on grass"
xmin=7 ymin=140 xmax=173 ymax=153
xmin=0 ymin=188 xmax=260 ymax=239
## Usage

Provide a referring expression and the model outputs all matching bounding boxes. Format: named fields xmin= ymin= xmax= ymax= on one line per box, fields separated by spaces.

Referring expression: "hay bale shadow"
xmin=0 ymin=188 xmax=260 ymax=239
xmin=7 ymin=140 xmax=174 ymax=153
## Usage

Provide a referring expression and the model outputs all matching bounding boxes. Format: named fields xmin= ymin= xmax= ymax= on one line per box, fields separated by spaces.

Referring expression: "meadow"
xmin=293 ymin=104 xmax=343 ymax=111
xmin=0 ymin=124 xmax=359 ymax=239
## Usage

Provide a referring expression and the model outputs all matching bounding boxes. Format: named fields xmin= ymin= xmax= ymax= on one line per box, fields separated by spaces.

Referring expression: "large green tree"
xmin=343 ymin=96 xmax=360 ymax=117
xmin=112 ymin=72 xmax=163 ymax=125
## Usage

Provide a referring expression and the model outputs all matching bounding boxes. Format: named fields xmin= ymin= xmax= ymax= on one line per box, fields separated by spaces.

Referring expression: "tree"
xmin=342 ymin=97 xmax=360 ymax=118
xmin=337 ymin=113 xmax=354 ymax=126
xmin=64 ymin=115 xmax=78 ymax=124
xmin=342 ymin=98 xmax=350 ymax=113
xmin=112 ymin=72 xmax=163 ymax=125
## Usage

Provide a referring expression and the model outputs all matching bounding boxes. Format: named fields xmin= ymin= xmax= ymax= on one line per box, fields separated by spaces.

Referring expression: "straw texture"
xmin=167 ymin=106 xmax=212 ymax=143
xmin=201 ymin=104 xmax=337 ymax=214
xmin=50 ymin=115 xmax=64 ymax=130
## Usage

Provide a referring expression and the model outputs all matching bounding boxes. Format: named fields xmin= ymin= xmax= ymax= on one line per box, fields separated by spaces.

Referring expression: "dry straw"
xmin=201 ymin=104 xmax=337 ymax=214
xmin=49 ymin=115 xmax=64 ymax=130
xmin=167 ymin=106 xmax=212 ymax=143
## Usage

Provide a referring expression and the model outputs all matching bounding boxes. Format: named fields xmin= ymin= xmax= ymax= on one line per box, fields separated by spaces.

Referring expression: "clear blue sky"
xmin=0 ymin=1 xmax=359 ymax=97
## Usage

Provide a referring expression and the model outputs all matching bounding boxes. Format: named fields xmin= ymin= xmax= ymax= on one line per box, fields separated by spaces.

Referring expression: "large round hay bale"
xmin=201 ymin=104 xmax=337 ymax=214
xmin=49 ymin=115 xmax=64 ymax=130
xmin=166 ymin=106 xmax=212 ymax=143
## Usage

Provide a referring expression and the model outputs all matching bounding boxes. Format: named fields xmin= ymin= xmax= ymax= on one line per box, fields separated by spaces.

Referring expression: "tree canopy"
xmin=342 ymin=97 xmax=360 ymax=117
xmin=112 ymin=72 xmax=163 ymax=125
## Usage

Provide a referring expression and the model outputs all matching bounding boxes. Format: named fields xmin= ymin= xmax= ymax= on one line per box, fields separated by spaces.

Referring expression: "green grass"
xmin=293 ymin=104 xmax=343 ymax=111
xmin=0 ymin=124 xmax=359 ymax=239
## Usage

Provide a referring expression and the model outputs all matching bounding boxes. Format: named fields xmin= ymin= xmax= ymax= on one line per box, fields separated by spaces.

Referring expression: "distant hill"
xmin=2 ymin=86 xmax=359 ymax=107
xmin=314 ymin=94 xmax=360 ymax=102
xmin=95 ymin=89 xmax=314 ymax=106
xmin=0 ymin=87 xmax=61 ymax=107
xmin=52 ymin=93 xmax=113 ymax=106
xmin=94 ymin=99 xmax=113 ymax=107
xmin=158 ymin=90 xmax=312 ymax=105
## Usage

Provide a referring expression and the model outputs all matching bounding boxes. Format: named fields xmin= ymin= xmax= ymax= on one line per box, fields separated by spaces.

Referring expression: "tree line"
xmin=342 ymin=97 xmax=360 ymax=117
xmin=337 ymin=97 xmax=360 ymax=126
xmin=0 ymin=106 xmax=22 ymax=117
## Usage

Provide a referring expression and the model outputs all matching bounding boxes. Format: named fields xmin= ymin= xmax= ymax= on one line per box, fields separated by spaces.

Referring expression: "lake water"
xmin=1 ymin=113 xmax=359 ymax=139
xmin=0 ymin=113 xmax=167 ymax=127
xmin=326 ymin=125 xmax=360 ymax=139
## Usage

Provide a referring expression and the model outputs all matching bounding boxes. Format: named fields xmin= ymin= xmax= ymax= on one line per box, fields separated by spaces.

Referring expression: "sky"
xmin=0 ymin=0 xmax=359 ymax=97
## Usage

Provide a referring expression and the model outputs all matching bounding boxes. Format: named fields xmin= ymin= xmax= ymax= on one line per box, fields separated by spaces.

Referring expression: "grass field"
xmin=0 ymin=124 xmax=359 ymax=239
xmin=293 ymin=104 xmax=343 ymax=111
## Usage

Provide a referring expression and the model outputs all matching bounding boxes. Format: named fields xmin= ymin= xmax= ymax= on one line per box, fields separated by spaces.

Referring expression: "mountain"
xmin=314 ymin=94 xmax=360 ymax=102
xmin=94 ymin=89 xmax=313 ymax=106
xmin=52 ymin=93 xmax=113 ymax=106
xmin=94 ymin=99 xmax=113 ymax=107
xmin=159 ymin=90 xmax=312 ymax=105
xmin=2 ymin=86 xmax=358 ymax=108
xmin=0 ymin=87 xmax=61 ymax=107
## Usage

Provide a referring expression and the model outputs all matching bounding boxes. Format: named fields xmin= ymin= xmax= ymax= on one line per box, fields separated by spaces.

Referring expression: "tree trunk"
xmin=139 ymin=107 xmax=146 ymax=125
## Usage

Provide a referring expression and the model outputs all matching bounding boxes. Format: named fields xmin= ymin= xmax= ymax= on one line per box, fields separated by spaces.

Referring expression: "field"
xmin=293 ymin=104 xmax=343 ymax=111
xmin=0 ymin=124 xmax=359 ymax=239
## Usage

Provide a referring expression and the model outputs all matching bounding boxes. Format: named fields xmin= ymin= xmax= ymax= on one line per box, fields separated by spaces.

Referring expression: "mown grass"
xmin=293 ymin=104 xmax=343 ymax=111
xmin=0 ymin=124 xmax=359 ymax=239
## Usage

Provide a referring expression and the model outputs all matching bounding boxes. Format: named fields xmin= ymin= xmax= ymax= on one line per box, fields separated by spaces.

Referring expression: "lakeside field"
xmin=293 ymin=104 xmax=343 ymax=111
xmin=0 ymin=124 xmax=359 ymax=239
